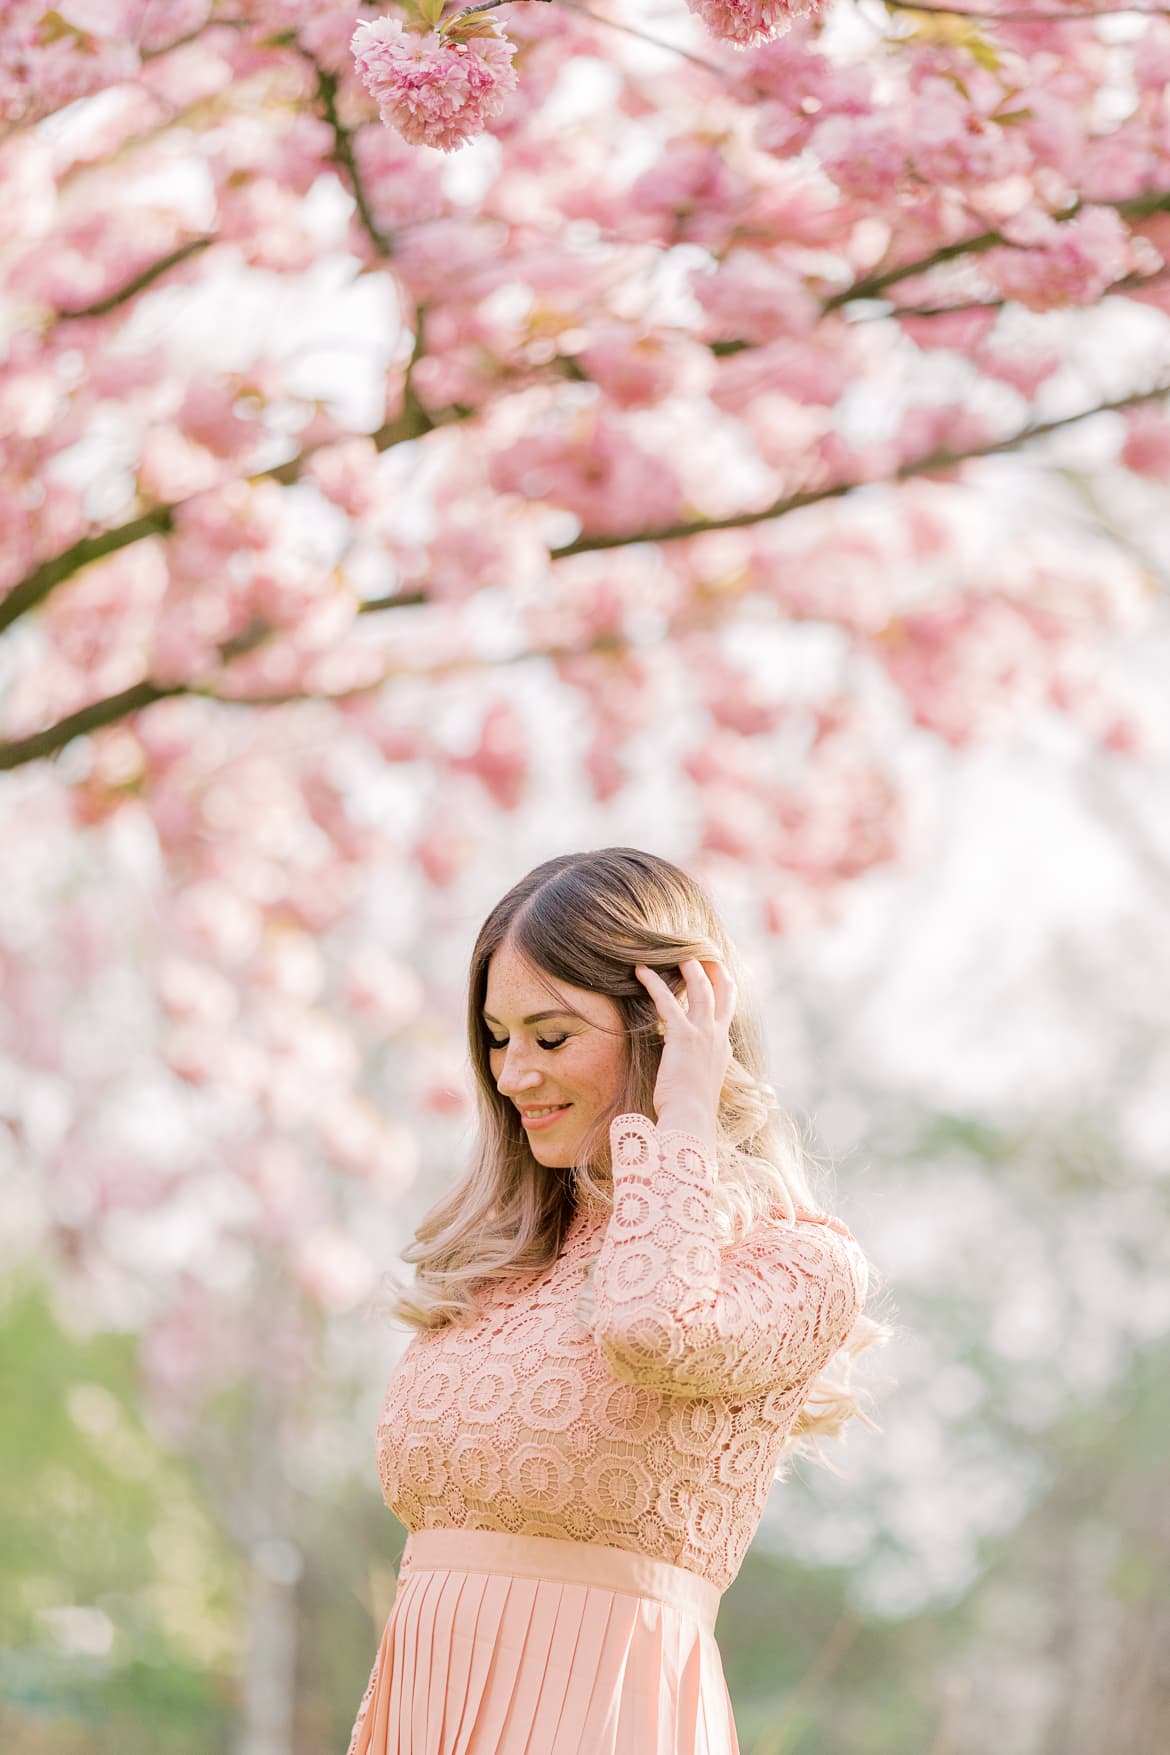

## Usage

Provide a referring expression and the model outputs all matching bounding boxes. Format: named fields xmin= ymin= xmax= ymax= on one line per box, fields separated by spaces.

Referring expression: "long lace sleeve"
xmin=590 ymin=1112 xmax=868 ymax=1401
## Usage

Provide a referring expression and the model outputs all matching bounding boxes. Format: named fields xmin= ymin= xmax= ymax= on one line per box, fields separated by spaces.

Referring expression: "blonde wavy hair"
xmin=379 ymin=848 xmax=891 ymax=1473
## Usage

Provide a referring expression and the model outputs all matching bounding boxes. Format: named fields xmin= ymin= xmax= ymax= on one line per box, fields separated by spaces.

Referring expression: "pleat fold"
xmin=344 ymin=1531 xmax=740 ymax=1754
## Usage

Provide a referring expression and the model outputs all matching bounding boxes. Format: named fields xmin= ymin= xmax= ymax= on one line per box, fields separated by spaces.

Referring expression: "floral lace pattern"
xmin=372 ymin=1112 xmax=868 ymax=1595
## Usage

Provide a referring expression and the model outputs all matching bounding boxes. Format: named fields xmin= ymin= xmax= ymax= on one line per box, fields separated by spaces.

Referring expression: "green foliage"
xmin=444 ymin=16 xmax=508 ymax=40
xmin=720 ymin=1346 xmax=1170 ymax=1755
xmin=0 ymin=1271 xmax=238 ymax=1752
xmin=398 ymin=0 xmax=447 ymax=32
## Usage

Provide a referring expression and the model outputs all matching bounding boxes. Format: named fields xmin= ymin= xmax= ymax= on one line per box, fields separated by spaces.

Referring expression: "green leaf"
xmin=37 ymin=8 xmax=90 ymax=46
xmin=394 ymin=0 xmax=437 ymax=30
xmin=967 ymin=37 xmax=1002 ymax=74
xmin=446 ymin=14 xmax=503 ymax=39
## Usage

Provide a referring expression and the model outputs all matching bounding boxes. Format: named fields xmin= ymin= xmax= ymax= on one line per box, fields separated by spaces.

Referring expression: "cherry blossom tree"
xmin=3 ymin=0 xmax=1170 ymax=1747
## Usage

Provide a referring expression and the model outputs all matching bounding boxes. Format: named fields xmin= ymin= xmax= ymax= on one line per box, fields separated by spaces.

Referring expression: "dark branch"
xmin=883 ymin=0 xmax=1170 ymax=18
xmin=443 ymin=0 xmax=553 ymax=25
xmin=57 ymin=238 xmax=216 ymax=321
xmin=0 ymin=593 xmax=426 ymax=770
xmin=828 ymin=188 xmax=1170 ymax=311
xmin=5 ymin=378 xmax=1167 ymax=769
xmin=550 ymin=379 xmax=1170 ymax=557
xmin=0 ymin=678 xmax=186 ymax=770
xmin=0 ymin=386 xmax=442 ymax=635
xmin=0 ymin=510 xmax=175 ymax=636
xmin=303 ymin=48 xmax=394 ymax=258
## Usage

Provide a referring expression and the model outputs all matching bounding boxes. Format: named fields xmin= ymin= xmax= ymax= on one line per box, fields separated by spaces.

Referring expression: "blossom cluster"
xmin=351 ymin=0 xmax=826 ymax=150
xmin=350 ymin=15 xmax=518 ymax=152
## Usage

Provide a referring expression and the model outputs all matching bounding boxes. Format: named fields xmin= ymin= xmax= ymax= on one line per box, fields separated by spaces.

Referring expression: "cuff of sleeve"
xmin=608 ymin=1113 xmax=717 ymax=1188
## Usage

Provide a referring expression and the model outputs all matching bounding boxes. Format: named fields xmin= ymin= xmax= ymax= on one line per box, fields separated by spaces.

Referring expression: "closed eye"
xmin=487 ymin=1036 xmax=569 ymax=1052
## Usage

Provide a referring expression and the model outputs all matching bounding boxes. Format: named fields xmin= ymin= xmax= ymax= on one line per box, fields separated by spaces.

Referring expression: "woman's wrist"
xmin=653 ymin=1107 xmax=719 ymax=1153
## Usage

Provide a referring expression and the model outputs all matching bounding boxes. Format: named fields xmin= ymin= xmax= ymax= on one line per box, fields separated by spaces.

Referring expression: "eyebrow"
xmin=482 ymin=1009 xmax=575 ymax=1026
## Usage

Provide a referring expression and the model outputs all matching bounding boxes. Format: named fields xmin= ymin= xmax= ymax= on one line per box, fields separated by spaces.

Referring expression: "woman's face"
xmin=482 ymin=939 xmax=629 ymax=1170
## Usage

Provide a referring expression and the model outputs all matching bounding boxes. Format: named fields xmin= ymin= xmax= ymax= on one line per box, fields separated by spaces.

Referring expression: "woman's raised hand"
xmin=634 ymin=958 xmax=735 ymax=1150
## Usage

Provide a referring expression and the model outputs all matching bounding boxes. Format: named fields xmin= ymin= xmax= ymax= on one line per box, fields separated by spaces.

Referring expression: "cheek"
xmin=569 ymin=1039 xmax=626 ymax=1099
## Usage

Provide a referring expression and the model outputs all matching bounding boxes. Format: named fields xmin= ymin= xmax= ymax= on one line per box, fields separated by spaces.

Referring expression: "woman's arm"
xmin=590 ymin=1112 xmax=868 ymax=1401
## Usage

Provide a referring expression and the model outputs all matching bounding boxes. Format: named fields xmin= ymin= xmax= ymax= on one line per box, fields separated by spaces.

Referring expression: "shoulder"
xmin=789 ymin=1206 xmax=857 ymax=1239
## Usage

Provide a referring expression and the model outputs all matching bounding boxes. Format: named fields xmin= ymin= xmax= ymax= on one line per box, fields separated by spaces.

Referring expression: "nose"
xmin=495 ymin=1043 xmax=548 ymax=1098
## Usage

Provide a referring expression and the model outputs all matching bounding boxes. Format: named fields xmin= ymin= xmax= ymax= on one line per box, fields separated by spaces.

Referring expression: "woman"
xmin=347 ymin=847 xmax=887 ymax=1754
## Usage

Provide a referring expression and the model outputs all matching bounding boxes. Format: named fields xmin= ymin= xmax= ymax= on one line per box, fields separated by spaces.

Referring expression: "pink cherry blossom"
xmin=350 ymin=120 xmax=447 ymax=228
xmin=1120 ymin=410 xmax=1170 ymax=479
xmin=4 ymin=0 xmax=1170 ymax=1590
xmin=449 ymin=701 xmax=529 ymax=810
xmin=576 ymin=328 xmax=712 ymax=409
xmin=293 ymin=1227 xmax=378 ymax=1313
xmin=305 ymin=437 xmax=385 ymax=518
xmin=740 ymin=24 xmax=872 ymax=114
xmin=624 ymin=139 xmax=752 ymax=249
xmin=982 ymin=205 xmax=1134 ymax=311
xmin=905 ymin=84 xmax=1029 ymax=189
xmin=685 ymin=0 xmax=821 ymax=48
xmin=489 ymin=418 xmax=685 ymax=538
xmin=1079 ymin=131 xmax=1161 ymax=204
xmin=897 ymin=309 xmax=999 ymax=354
xmin=813 ymin=111 xmax=909 ymax=203
xmin=0 ymin=0 xmax=138 ymax=125
xmin=711 ymin=334 xmax=855 ymax=415
xmin=692 ymin=252 xmax=821 ymax=345
xmin=350 ymin=17 xmax=518 ymax=153
xmin=972 ymin=345 xmax=1064 ymax=400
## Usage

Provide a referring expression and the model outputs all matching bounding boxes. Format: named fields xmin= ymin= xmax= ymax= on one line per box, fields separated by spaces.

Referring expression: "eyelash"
xmin=487 ymin=1035 xmax=569 ymax=1052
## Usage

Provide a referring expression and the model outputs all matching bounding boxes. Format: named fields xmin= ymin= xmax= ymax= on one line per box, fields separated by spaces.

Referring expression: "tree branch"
xmin=5 ymin=378 xmax=1168 ymax=770
xmin=0 ymin=12 xmax=261 ymax=143
xmin=56 ymin=238 xmax=216 ymax=321
xmin=443 ymin=0 xmax=553 ymax=26
xmin=0 ymin=613 xmax=288 ymax=771
xmin=0 ymin=604 xmax=722 ymax=769
xmin=0 ymin=678 xmax=187 ymax=770
xmin=882 ymin=0 xmax=1170 ymax=18
xmin=550 ymin=378 xmax=1170 ymax=558
xmin=557 ymin=0 xmax=729 ymax=72
xmin=0 ymin=510 xmax=176 ymax=636
xmin=816 ymin=186 xmax=1170 ymax=312
xmin=857 ymin=263 xmax=1170 ymax=322
xmin=0 ymin=378 xmax=446 ymax=636
xmin=302 ymin=47 xmax=395 ymax=259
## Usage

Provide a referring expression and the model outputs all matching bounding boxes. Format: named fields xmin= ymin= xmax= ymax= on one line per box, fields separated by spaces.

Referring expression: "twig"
xmin=882 ymin=0 xmax=1170 ymax=18
xmin=443 ymin=0 xmax=552 ymax=23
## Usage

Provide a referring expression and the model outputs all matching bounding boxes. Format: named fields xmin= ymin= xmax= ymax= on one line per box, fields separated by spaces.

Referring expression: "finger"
xmin=634 ymin=963 xmax=686 ymax=1023
xmin=688 ymin=958 xmax=734 ymax=1029
xmin=704 ymin=959 xmax=737 ymax=1024
xmin=680 ymin=957 xmax=717 ymax=1019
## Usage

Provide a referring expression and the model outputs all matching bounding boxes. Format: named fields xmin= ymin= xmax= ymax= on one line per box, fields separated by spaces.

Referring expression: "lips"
xmin=518 ymin=1103 xmax=572 ymax=1131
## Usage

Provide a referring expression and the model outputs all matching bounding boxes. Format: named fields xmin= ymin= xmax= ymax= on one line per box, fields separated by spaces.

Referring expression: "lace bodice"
xmin=374 ymin=1113 xmax=868 ymax=1594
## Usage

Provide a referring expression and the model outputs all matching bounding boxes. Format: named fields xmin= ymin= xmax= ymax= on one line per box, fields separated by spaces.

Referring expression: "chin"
xmin=526 ymin=1132 xmax=582 ymax=1170
xmin=530 ymin=1144 xmax=574 ymax=1169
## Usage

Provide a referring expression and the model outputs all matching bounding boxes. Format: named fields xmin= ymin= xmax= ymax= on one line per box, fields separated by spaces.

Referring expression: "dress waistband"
xmin=401 ymin=1527 xmax=722 ymax=1633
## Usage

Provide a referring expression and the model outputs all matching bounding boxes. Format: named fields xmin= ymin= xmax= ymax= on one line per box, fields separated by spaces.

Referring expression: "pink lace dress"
xmin=346 ymin=1113 xmax=869 ymax=1754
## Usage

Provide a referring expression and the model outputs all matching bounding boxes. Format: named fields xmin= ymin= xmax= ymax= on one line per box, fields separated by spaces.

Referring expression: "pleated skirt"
xmin=345 ymin=1526 xmax=741 ymax=1754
